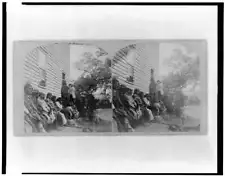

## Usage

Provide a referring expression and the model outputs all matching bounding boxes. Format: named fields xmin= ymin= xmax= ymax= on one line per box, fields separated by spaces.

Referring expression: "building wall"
xmin=46 ymin=43 xmax=70 ymax=73
xmin=112 ymin=42 xmax=159 ymax=93
xmin=19 ymin=42 xmax=70 ymax=97
xmin=135 ymin=42 xmax=160 ymax=93
xmin=112 ymin=50 xmax=135 ymax=89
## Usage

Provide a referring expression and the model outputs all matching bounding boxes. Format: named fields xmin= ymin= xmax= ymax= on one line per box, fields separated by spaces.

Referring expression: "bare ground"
xmin=49 ymin=105 xmax=201 ymax=133
xmin=50 ymin=109 xmax=113 ymax=133
xmin=135 ymin=105 xmax=201 ymax=133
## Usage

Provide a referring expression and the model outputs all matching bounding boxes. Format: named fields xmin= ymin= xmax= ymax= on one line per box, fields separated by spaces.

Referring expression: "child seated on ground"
xmin=112 ymin=78 xmax=134 ymax=132
xmin=143 ymin=94 xmax=155 ymax=121
xmin=124 ymin=88 xmax=138 ymax=120
xmin=55 ymin=98 xmax=72 ymax=120
xmin=138 ymin=91 xmax=153 ymax=125
xmin=24 ymin=83 xmax=47 ymax=133
xmin=51 ymin=96 xmax=67 ymax=126
xmin=132 ymin=89 xmax=143 ymax=121
xmin=37 ymin=92 xmax=56 ymax=125
xmin=56 ymin=97 xmax=81 ymax=127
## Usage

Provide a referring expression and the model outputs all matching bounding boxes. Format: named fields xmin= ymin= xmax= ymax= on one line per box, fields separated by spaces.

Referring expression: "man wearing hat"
xmin=156 ymin=80 xmax=164 ymax=102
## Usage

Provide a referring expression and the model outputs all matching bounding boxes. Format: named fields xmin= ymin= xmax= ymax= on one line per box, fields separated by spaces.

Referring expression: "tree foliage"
xmin=162 ymin=48 xmax=201 ymax=112
xmin=73 ymin=51 xmax=111 ymax=88
xmin=162 ymin=49 xmax=200 ymax=91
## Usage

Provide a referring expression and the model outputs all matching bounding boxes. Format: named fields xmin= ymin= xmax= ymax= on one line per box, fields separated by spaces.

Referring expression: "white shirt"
xmin=37 ymin=98 xmax=50 ymax=112
xmin=106 ymin=88 xmax=111 ymax=96
xmin=93 ymin=87 xmax=105 ymax=100
xmin=56 ymin=101 xmax=62 ymax=110
xmin=106 ymin=88 xmax=112 ymax=102
xmin=24 ymin=106 xmax=29 ymax=114
xmin=69 ymin=87 xmax=76 ymax=98
xmin=143 ymin=97 xmax=150 ymax=106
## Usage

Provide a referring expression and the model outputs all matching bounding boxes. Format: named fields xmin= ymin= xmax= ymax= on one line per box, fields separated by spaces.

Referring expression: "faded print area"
xmin=22 ymin=41 xmax=112 ymax=134
xmin=16 ymin=40 xmax=206 ymax=135
xmin=111 ymin=40 xmax=205 ymax=133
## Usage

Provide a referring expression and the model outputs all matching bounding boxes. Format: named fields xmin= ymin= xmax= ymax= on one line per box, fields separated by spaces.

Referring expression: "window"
xmin=38 ymin=50 xmax=47 ymax=88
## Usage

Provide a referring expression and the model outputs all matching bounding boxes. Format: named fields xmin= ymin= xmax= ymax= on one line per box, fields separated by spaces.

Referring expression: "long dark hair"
xmin=46 ymin=92 xmax=52 ymax=99
xmin=133 ymin=89 xmax=139 ymax=95
xmin=139 ymin=91 xmax=144 ymax=98
xmin=51 ymin=96 xmax=57 ymax=103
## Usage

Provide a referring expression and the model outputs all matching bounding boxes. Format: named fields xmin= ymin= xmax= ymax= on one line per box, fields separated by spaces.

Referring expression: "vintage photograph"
xmin=18 ymin=40 xmax=206 ymax=134
xmin=21 ymin=41 xmax=112 ymax=134
xmin=111 ymin=40 xmax=206 ymax=133
xmin=8 ymin=4 xmax=218 ymax=175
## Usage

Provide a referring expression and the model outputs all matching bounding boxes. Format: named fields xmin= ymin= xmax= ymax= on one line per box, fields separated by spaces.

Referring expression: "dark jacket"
xmin=61 ymin=85 xmax=69 ymax=97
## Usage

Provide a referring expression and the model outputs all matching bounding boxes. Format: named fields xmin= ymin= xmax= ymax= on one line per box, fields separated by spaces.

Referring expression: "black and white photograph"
xmin=8 ymin=3 xmax=219 ymax=174
xmin=111 ymin=40 xmax=206 ymax=133
xmin=20 ymin=41 xmax=113 ymax=134
xmin=17 ymin=40 xmax=206 ymax=134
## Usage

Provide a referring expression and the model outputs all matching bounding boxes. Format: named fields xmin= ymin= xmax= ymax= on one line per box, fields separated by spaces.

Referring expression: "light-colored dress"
xmin=93 ymin=87 xmax=106 ymax=100
xmin=69 ymin=87 xmax=76 ymax=99
xmin=56 ymin=101 xmax=63 ymax=110
xmin=37 ymin=98 xmax=55 ymax=124
xmin=143 ymin=97 xmax=150 ymax=106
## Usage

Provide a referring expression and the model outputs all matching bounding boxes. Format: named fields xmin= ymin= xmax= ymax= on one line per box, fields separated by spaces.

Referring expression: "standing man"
xmin=75 ymin=85 xmax=82 ymax=115
xmin=68 ymin=84 xmax=76 ymax=105
xmin=149 ymin=69 xmax=157 ymax=103
xmin=174 ymin=88 xmax=185 ymax=118
xmin=156 ymin=80 xmax=164 ymax=102
xmin=61 ymin=80 xmax=70 ymax=108
xmin=86 ymin=88 xmax=98 ymax=122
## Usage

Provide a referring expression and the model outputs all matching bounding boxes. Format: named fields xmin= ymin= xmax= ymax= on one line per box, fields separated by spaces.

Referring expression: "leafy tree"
xmin=162 ymin=48 xmax=200 ymax=114
xmin=162 ymin=49 xmax=200 ymax=91
xmin=73 ymin=51 xmax=111 ymax=89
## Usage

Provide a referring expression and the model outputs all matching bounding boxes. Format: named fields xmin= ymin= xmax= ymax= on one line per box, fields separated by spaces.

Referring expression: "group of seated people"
xmin=112 ymin=77 xmax=167 ymax=132
xmin=24 ymin=77 xmax=168 ymax=133
xmin=24 ymin=82 xmax=80 ymax=133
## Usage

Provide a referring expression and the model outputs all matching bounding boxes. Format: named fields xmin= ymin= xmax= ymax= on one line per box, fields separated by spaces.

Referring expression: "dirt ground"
xmin=135 ymin=105 xmax=201 ymax=133
xmin=50 ymin=105 xmax=201 ymax=133
xmin=50 ymin=109 xmax=113 ymax=133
